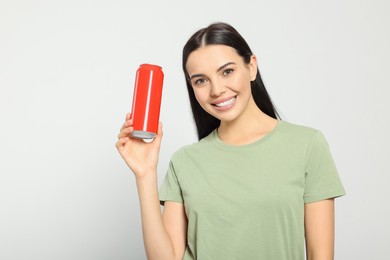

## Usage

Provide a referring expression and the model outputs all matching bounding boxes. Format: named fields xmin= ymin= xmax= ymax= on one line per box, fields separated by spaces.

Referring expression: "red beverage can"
xmin=130 ymin=64 xmax=164 ymax=139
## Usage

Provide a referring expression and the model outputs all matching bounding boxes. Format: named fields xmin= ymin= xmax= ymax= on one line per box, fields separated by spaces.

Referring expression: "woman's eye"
xmin=194 ymin=78 xmax=207 ymax=86
xmin=223 ymin=68 xmax=234 ymax=76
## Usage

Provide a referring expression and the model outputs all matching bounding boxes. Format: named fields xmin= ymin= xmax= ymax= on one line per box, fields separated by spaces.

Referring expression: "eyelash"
xmin=194 ymin=78 xmax=207 ymax=86
xmin=192 ymin=68 xmax=234 ymax=86
xmin=223 ymin=68 xmax=234 ymax=76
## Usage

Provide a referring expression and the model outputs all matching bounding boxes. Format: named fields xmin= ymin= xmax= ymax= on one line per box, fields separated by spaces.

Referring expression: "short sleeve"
xmin=304 ymin=131 xmax=346 ymax=203
xmin=159 ymin=154 xmax=184 ymax=206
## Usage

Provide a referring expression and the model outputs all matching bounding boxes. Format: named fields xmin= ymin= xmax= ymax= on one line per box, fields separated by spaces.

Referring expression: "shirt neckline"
xmin=212 ymin=120 xmax=283 ymax=149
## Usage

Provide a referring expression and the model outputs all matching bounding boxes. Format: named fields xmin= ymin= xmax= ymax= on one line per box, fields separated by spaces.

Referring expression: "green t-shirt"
xmin=159 ymin=121 xmax=345 ymax=260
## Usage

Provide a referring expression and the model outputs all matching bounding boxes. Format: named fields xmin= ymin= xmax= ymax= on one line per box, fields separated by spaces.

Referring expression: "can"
xmin=130 ymin=64 xmax=164 ymax=139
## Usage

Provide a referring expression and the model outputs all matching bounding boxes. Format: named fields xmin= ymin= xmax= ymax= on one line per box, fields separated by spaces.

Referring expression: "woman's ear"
xmin=249 ymin=55 xmax=258 ymax=81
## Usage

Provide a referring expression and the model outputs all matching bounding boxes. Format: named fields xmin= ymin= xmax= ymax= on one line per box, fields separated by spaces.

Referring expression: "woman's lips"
xmin=212 ymin=96 xmax=237 ymax=110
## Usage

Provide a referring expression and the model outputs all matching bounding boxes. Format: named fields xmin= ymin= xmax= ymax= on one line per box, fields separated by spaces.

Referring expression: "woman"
xmin=116 ymin=22 xmax=345 ymax=260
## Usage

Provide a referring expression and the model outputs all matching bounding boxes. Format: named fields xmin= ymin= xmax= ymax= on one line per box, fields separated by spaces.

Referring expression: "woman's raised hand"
xmin=115 ymin=113 xmax=163 ymax=179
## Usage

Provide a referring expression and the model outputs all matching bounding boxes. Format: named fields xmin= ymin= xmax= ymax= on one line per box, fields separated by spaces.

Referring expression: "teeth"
xmin=215 ymin=97 xmax=235 ymax=107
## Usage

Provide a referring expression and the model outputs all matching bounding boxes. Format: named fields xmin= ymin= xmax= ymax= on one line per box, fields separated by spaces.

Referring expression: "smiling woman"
xmin=186 ymin=44 xmax=261 ymax=136
xmin=183 ymin=23 xmax=280 ymax=140
xmin=116 ymin=22 xmax=345 ymax=260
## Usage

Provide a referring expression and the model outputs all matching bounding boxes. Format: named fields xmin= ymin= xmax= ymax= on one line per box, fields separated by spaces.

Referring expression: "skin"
xmin=116 ymin=44 xmax=336 ymax=260
xmin=305 ymin=199 xmax=335 ymax=260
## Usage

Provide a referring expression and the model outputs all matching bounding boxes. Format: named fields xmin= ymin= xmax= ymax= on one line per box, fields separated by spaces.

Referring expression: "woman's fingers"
xmin=151 ymin=122 xmax=163 ymax=146
xmin=156 ymin=122 xmax=163 ymax=139
xmin=117 ymin=114 xmax=164 ymax=148
xmin=116 ymin=137 xmax=130 ymax=147
xmin=120 ymin=118 xmax=133 ymax=131
xmin=118 ymin=126 xmax=133 ymax=139
xmin=118 ymin=113 xmax=133 ymax=139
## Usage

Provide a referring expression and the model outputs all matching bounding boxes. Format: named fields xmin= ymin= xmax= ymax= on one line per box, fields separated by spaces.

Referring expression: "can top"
xmin=139 ymin=63 xmax=162 ymax=70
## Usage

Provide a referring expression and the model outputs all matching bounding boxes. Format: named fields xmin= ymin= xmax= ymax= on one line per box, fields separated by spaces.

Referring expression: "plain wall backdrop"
xmin=1 ymin=0 xmax=389 ymax=259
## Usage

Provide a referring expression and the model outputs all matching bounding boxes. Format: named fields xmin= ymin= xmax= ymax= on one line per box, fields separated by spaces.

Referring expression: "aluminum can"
xmin=130 ymin=64 xmax=164 ymax=139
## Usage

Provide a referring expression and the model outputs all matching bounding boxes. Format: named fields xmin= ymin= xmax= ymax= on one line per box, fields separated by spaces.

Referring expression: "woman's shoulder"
xmin=279 ymin=120 xmax=322 ymax=137
xmin=169 ymin=131 xmax=216 ymax=160
xmin=276 ymin=121 xmax=331 ymax=147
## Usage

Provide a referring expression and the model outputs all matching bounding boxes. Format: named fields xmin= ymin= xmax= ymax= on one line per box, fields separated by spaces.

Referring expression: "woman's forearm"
xmin=305 ymin=199 xmax=335 ymax=260
xmin=135 ymin=173 xmax=178 ymax=260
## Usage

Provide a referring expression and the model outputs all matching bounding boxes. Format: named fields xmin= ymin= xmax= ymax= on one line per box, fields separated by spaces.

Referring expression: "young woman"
xmin=116 ymin=22 xmax=345 ymax=260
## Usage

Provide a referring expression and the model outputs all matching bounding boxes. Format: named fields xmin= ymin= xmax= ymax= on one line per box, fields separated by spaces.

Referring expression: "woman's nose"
xmin=210 ymin=80 xmax=226 ymax=97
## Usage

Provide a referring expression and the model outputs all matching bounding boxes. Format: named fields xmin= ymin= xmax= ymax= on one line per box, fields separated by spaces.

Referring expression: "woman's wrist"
xmin=135 ymin=170 xmax=158 ymax=185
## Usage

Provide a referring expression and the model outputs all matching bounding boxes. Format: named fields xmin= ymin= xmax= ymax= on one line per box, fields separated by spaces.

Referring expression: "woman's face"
xmin=186 ymin=44 xmax=257 ymax=123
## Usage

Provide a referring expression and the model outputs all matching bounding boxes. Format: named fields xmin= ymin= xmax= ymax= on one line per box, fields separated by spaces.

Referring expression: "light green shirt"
xmin=159 ymin=121 xmax=345 ymax=260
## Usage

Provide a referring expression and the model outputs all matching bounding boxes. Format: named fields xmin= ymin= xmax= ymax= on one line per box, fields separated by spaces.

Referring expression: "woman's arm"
xmin=136 ymin=176 xmax=187 ymax=260
xmin=304 ymin=198 xmax=335 ymax=260
xmin=116 ymin=114 xmax=187 ymax=260
xmin=163 ymin=201 xmax=188 ymax=257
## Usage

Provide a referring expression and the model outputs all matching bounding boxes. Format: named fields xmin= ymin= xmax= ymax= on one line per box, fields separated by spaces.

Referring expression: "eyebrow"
xmin=189 ymin=62 xmax=236 ymax=80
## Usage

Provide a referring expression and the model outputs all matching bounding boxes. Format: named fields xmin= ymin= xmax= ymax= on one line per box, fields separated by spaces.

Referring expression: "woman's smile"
xmin=212 ymin=95 xmax=237 ymax=111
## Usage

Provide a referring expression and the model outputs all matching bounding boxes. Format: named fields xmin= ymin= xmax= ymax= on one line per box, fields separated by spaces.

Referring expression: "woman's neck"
xmin=217 ymin=101 xmax=278 ymax=145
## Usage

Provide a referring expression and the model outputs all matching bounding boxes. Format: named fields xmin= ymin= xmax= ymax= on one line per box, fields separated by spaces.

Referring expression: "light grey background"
xmin=1 ymin=0 xmax=389 ymax=259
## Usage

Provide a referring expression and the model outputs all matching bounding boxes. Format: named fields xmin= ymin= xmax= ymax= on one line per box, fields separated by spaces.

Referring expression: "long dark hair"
xmin=182 ymin=22 xmax=280 ymax=140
